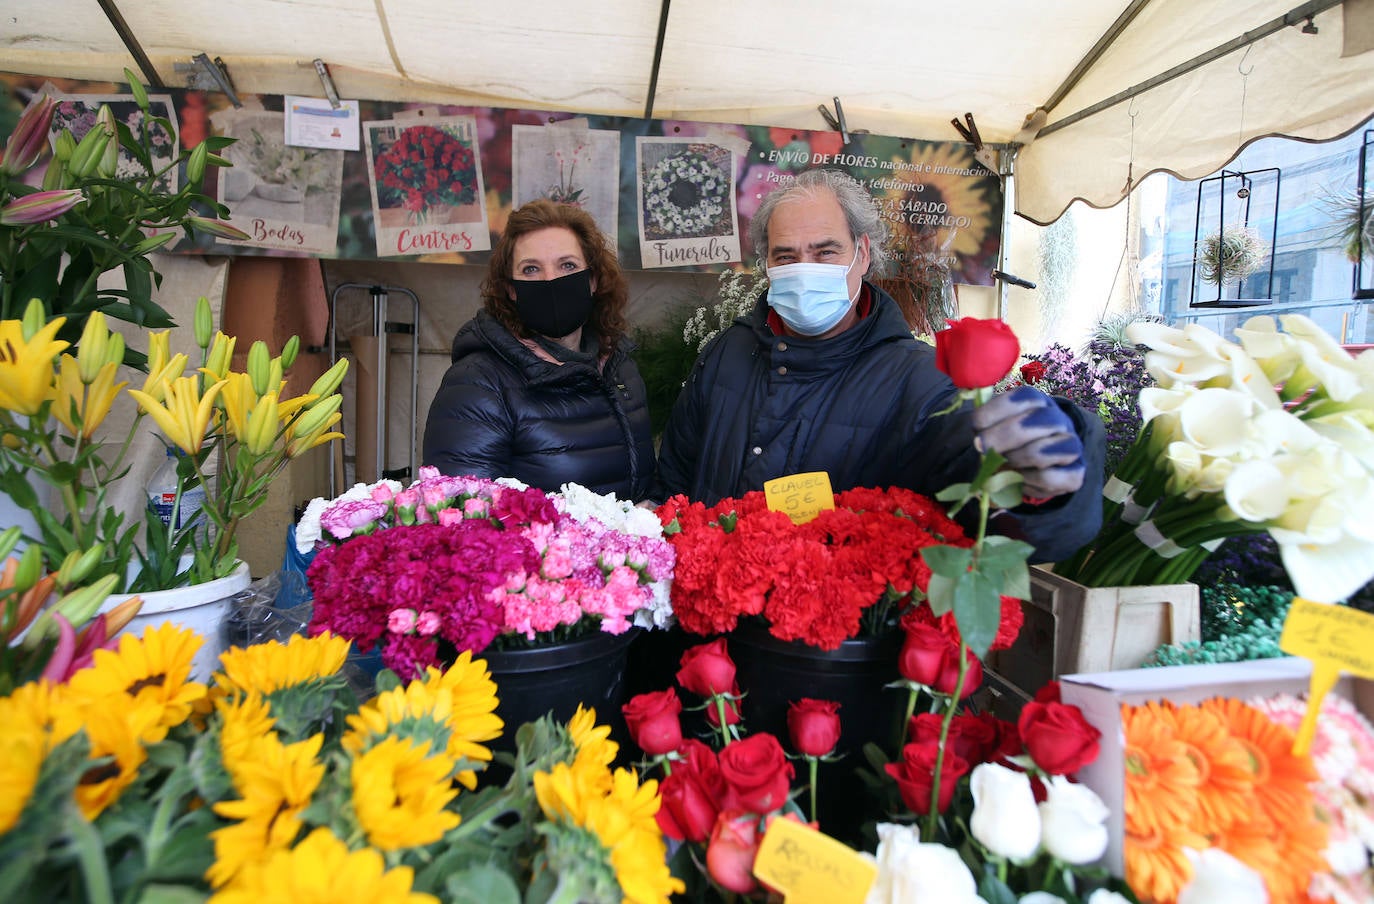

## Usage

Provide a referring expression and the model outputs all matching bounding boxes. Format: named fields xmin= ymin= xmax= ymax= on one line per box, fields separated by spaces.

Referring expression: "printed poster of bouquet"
xmin=511 ymin=122 xmax=620 ymax=241
xmin=48 ymin=90 xmax=179 ymax=194
xmin=211 ymin=108 xmax=344 ymax=255
xmin=363 ymin=114 xmax=491 ymax=258
xmin=635 ymin=136 xmax=741 ymax=269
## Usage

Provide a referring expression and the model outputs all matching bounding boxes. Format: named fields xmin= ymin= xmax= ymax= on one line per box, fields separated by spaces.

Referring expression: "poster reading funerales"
xmin=635 ymin=136 xmax=742 ymax=269
xmin=210 ymin=108 xmax=345 ymax=255
xmin=363 ymin=113 xmax=491 ymax=258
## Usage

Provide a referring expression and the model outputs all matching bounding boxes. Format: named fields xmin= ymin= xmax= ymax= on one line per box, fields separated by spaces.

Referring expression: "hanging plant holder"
xmin=1189 ymin=167 xmax=1280 ymax=308
xmin=1353 ymin=129 xmax=1374 ymax=301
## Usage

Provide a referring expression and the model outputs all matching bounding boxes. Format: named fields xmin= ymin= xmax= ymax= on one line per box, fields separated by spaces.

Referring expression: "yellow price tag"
xmin=763 ymin=472 xmax=835 ymax=525
xmin=1279 ymin=597 xmax=1374 ymax=755
xmin=752 ymin=817 xmax=876 ymax=904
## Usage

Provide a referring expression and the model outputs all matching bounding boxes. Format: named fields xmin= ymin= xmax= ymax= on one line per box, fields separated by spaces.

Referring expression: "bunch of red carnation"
xmin=658 ymin=486 xmax=1022 ymax=650
xmin=621 ymin=639 xmax=842 ymax=898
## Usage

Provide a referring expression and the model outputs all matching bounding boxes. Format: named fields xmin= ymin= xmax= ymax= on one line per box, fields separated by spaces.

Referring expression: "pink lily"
xmin=39 ymin=612 xmax=118 ymax=683
xmin=0 ymin=94 xmax=57 ymax=175
xmin=39 ymin=613 xmax=77 ymax=683
xmin=0 ymin=188 xmax=85 ymax=225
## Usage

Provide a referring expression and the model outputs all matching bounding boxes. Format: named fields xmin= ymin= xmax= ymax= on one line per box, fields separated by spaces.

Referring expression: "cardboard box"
xmin=1060 ymin=658 xmax=1338 ymax=877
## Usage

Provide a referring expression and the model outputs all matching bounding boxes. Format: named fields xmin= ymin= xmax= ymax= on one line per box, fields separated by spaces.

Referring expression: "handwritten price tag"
xmin=1279 ymin=597 xmax=1374 ymax=755
xmin=763 ymin=472 xmax=835 ymax=525
xmin=752 ymin=817 xmax=876 ymax=904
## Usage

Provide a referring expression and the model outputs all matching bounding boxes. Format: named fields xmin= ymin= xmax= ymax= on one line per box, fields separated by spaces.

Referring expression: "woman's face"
xmin=509 ymin=226 xmax=589 ymax=288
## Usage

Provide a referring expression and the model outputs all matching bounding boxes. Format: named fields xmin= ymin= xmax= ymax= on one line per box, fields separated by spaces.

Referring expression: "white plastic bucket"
xmin=100 ymin=561 xmax=252 ymax=681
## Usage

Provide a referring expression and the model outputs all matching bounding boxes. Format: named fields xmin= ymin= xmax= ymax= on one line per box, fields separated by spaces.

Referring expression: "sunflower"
xmin=0 ymin=689 xmax=48 ymax=832
xmin=1121 ymin=701 xmax=1202 ymax=837
xmin=213 ymin=633 xmax=351 ymax=697
xmin=207 ymin=826 xmax=439 ymax=904
xmin=63 ymin=698 xmax=161 ymax=820
xmin=216 ymin=692 xmax=278 ymax=767
xmin=343 ymin=653 xmax=501 ymax=789
xmin=567 ymin=704 xmax=617 ymax=770
xmin=209 ymin=733 xmax=325 ymax=888
xmin=350 ymin=736 xmax=460 ymax=851
xmin=64 ymin=622 xmax=207 ymax=742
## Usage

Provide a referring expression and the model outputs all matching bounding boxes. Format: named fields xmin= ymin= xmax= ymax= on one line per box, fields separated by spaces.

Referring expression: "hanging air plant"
xmin=1322 ymin=189 xmax=1374 ymax=264
xmin=1198 ymin=225 xmax=1268 ymax=285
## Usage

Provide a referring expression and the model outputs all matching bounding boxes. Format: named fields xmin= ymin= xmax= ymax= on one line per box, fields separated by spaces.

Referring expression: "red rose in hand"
xmin=885 ymin=738 xmax=969 ymax=814
xmin=935 ymin=317 xmax=1021 ymax=389
xmin=677 ymin=638 xmax=737 ymax=697
xmin=1018 ymin=700 xmax=1101 ymax=775
xmin=706 ymin=810 xmax=762 ymax=894
xmin=657 ymin=740 xmax=723 ymax=843
xmin=622 ymin=689 xmax=683 ymax=756
xmin=717 ymin=733 xmax=795 ymax=814
xmin=787 ymin=698 xmax=841 ymax=757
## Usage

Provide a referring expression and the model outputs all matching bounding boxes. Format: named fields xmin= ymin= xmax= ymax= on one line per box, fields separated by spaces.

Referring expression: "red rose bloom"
xmin=677 ymin=639 xmax=737 ymax=697
xmin=656 ymin=740 xmax=723 ymax=843
xmin=787 ymin=698 xmax=842 ymax=757
xmin=1019 ymin=360 xmax=1048 ymax=384
xmin=622 ymin=689 xmax=683 ymax=756
xmin=705 ymin=688 xmax=743 ymax=728
xmin=935 ymin=317 xmax=1021 ymax=389
xmin=716 ymin=733 xmax=795 ymax=814
xmin=885 ymin=738 xmax=969 ymax=814
xmin=898 ymin=620 xmax=982 ymax=698
xmin=1017 ymin=700 xmax=1101 ymax=775
xmin=909 ymin=711 xmax=1003 ymax=766
xmin=706 ymin=810 xmax=762 ymax=894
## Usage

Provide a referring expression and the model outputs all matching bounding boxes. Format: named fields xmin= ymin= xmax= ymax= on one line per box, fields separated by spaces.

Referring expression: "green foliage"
xmin=630 ymin=301 xmax=701 ymax=438
xmin=1144 ymin=583 xmax=1293 ymax=667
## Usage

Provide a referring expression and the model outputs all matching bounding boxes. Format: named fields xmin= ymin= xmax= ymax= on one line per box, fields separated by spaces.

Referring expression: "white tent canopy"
xmin=5 ymin=0 xmax=1374 ymax=223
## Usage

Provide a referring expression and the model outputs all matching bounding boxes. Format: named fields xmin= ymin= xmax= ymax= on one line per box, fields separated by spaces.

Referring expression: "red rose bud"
xmin=1 ymin=94 xmax=57 ymax=175
xmin=677 ymin=638 xmax=737 ymax=697
xmin=0 ymin=189 xmax=84 ymax=225
xmin=716 ymin=733 xmax=794 ymax=814
xmin=622 ymin=689 xmax=683 ymax=756
xmin=1017 ymin=700 xmax=1101 ymax=775
xmin=897 ymin=621 xmax=949 ymax=687
xmin=1019 ymin=359 xmax=1048 ymax=384
xmin=787 ymin=698 xmax=841 ymax=757
xmin=656 ymin=741 xmax=723 ymax=843
xmin=885 ymin=739 xmax=969 ymax=815
xmin=935 ymin=317 xmax=1021 ymax=389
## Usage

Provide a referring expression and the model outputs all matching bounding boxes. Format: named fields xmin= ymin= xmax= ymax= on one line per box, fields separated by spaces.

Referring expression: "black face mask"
xmin=511 ymin=269 xmax=596 ymax=338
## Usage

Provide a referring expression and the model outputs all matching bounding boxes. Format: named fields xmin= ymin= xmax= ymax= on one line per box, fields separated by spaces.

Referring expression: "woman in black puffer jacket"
xmin=421 ymin=200 xmax=655 ymax=500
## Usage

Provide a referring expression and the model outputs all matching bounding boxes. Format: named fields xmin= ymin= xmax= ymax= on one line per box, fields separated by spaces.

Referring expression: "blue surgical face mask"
xmin=764 ymin=246 xmax=861 ymax=336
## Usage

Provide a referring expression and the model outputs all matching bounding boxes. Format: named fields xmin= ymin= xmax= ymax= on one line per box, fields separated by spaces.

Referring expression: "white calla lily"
xmin=1177 ymin=387 xmax=1259 ymax=459
xmin=1223 ymin=460 xmax=1288 ymax=522
xmin=1277 ymin=533 xmax=1374 ymax=602
xmin=1235 ymin=315 xmax=1300 ymax=383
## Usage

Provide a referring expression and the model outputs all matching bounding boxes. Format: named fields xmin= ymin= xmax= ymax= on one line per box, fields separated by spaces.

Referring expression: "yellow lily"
xmin=145 ymin=329 xmax=172 ymax=376
xmin=0 ymin=316 xmax=66 ymax=415
xmin=139 ymin=347 xmax=188 ymax=404
xmin=51 ymin=355 xmax=126 ymax=438
xmin=218 ymin=371 xmax=257 ymax=444
xmin=127 ymin=374 xmax=225 ymax=455
xmin=277 ymin=389 xmax=318 ymax=423
xmin=244 ymin=391 xmax=280 ymax=455
xmin=287 ymin=400 xmax=344 ymax=458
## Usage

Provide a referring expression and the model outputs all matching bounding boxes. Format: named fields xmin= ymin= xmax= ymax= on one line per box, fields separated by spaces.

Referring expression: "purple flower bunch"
xmin=1020 ymin=337 xmax=1154 ymax=476
xmin=302 ymin=468 xmax=675 ymax=677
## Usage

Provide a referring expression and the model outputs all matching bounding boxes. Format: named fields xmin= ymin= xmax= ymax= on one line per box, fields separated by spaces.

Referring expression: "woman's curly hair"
xmin=482 ymin=199 xmax=629 ymax=356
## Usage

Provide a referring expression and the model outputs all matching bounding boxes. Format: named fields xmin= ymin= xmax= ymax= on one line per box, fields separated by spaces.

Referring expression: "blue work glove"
xmin=971 ymin=386 xmax=1086 ymax=500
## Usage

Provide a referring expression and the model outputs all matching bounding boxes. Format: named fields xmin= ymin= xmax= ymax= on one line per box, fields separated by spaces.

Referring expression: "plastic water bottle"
xmin=146 ymin=446 xmax=206 ymax=530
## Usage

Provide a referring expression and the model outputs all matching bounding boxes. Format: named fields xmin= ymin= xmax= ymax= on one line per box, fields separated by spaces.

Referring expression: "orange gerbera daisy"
xmin=1155 ymin=700 xmax=1255 ymax=834
xmin=1122 ymin=701 xmax=1202 ymax=838
xmin=1210 ymin=814 xmax=1281 ymax=890
xmin=1125 ymin=822 xmax=1209 ymax=904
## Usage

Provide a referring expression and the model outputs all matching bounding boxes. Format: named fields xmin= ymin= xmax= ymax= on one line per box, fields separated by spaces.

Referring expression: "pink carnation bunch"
xmin=303 ymin=468 xmax=676 ymax=676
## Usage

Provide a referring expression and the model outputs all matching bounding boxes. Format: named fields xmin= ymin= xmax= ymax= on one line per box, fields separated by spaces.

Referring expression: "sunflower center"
xmin=80 ymin=762 xmax=121 ymax=785
xmin=127 ymin=674 xmax=167 ymax=694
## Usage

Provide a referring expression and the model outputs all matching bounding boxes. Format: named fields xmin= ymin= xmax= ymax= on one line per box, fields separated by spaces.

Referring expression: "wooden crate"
xmin=984 ymin=567 xmax=1201 ymax=714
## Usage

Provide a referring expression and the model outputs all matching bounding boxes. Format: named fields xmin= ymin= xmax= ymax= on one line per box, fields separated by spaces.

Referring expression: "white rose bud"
xmin=1019 ymin=894 xmax=1068 ymax=904
xmin=1177 ymin=848 xmax=1268 ymax=904
xmin=864 ymin=823 xmax=989 ymax=904
xmin=970 ymin=762 xmax=1042 ymax=861
xmin=1038 ymin=775 xmax=1110 ymax=865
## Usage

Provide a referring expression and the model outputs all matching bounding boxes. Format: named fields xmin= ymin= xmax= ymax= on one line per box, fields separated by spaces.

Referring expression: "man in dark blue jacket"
xmin=653 ymin=169 xmax=1104 ymax=563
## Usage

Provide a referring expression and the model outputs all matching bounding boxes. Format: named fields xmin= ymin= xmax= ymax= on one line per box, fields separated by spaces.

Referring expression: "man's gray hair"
xmin=748 ymin=168 xmax=891 ymax=277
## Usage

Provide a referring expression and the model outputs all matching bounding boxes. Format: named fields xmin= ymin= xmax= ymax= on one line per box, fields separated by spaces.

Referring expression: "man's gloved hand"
xmin=971 ymin=386 xmax=1086 ymax=500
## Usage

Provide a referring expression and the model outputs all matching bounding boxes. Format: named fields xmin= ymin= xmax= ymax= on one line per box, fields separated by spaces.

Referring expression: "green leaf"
xmin=134 ymin=884 xmax=207 ymax=904
xmin=921 ymin=545 xmax=973 ymax=578
xmin=951 ymin=567 xmax=1002 ymax=660
xmin=935 ymin=481 xmax=971 ymax=502
xmin=975 ymin=867 xmax=1019 ymax=904
xmin=442 ymin=865 xmax=521 ymax=904
xmin=926 ymin=570 xmax=955 ymax=616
